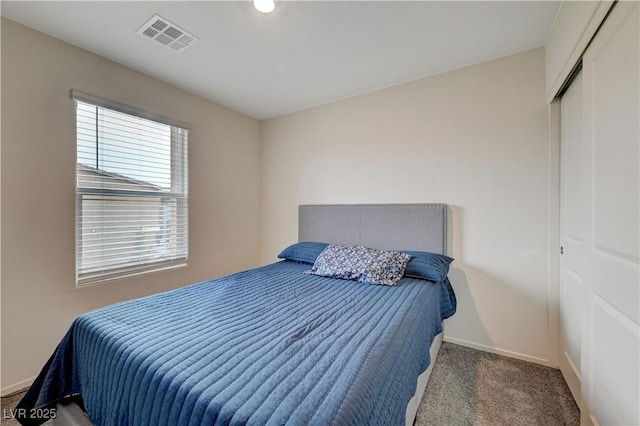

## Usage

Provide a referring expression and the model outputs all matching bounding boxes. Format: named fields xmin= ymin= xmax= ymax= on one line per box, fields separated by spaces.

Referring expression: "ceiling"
xmin=1 ymin=1 xmax=560 ymax=120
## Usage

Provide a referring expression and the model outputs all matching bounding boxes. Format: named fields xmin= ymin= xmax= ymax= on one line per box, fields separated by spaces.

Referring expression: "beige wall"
xmin=1 ymin=19 xmax=554 ymax=392
xmin=260 ymin=48 xmax=554 ymax=365
xmin=1 ymin=19 xmax=261 ymax=393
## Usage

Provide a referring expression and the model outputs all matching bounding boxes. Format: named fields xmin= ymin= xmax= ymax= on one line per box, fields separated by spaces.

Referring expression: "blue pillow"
xmin=402 ymin=251 xmax=454 ymax=282
xmin=277 ymin=242 xmax=329 ymax=264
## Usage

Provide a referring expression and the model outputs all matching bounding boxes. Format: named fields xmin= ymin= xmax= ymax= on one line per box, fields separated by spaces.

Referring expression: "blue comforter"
xmin=18 ymin=261 xmax=456 ymax=426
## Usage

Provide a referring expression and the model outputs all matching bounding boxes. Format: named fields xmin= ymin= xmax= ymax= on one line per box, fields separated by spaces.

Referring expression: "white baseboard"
xmin=443 ymin=336 xmax=554 ymax=368
xmin=1 ymin=377 xmax=34 ymax=397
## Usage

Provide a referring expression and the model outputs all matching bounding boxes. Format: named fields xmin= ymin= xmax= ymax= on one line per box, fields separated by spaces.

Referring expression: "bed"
xmin=17 ymin=203 xmax=456 ymax=426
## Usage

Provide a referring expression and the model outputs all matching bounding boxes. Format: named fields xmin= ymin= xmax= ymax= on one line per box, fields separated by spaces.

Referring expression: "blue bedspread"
xmin=18 ymin=261 xmax=456 ymax=426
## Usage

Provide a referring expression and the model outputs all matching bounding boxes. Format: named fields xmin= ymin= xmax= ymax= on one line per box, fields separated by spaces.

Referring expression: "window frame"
xmin=72 ymin=90 xmax=189 ymax=286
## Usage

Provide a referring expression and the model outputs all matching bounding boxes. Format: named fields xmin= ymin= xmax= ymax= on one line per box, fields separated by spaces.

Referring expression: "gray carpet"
xmin=1 ymin=342 xmax=578 ymax=425
xmin=416 ymin=342 xmax=579 ymax=426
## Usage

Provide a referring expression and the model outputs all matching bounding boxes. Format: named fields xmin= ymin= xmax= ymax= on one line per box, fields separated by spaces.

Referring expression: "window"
xmin=74 ymin=91 xmax=188 ymax=285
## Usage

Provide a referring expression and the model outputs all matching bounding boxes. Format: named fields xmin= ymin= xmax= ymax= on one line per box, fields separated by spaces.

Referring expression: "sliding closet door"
xmin=580 ymin=2 xmax=639 ymax=425
xmin=559 ymin=71 xmax=586 ymax=411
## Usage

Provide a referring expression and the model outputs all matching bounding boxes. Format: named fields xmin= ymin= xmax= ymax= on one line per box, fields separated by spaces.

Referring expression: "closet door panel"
xmin=561 ymin=269 xmax=585 ymax=368
xmin=590 ymin=295 xmax=639 ymax=425
xmin=591 ymin=6 xmax=639 ymax=262
xmin=584 ymin=0 xmax=638 ymax=323
xmin=581 ymin=2 xmax=639 ymax=425
xmin=559 ymin=72 xmax=586 ymax=406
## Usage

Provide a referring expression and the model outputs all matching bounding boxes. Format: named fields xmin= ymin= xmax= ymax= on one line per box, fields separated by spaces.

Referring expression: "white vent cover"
xmin=136 ymin=14 xmax=198 ymax=53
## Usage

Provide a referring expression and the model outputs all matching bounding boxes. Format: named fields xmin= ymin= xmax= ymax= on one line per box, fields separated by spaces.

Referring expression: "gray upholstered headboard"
xmin=299 ymin=204 xmax=447 ymax=255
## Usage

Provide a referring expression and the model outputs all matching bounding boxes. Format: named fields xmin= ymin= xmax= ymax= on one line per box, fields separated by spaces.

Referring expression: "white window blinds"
xmin=74 ymin=92 xmax=188 ymax=285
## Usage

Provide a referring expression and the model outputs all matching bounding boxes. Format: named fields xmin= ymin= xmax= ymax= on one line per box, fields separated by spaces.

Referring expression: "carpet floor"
xmin=1 ymin=342 xmax=578 ymax=425
xmin=416 ymin=342 xmax=579 ymax=425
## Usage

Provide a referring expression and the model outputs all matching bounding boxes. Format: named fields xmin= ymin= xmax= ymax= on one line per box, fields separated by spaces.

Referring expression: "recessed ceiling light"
xmin=253 ymin=0 xmax=275 ymax=14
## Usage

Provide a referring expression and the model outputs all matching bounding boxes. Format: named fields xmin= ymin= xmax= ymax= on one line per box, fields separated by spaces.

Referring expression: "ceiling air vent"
xmin=136 ymin=14 xmax=199 ymax=53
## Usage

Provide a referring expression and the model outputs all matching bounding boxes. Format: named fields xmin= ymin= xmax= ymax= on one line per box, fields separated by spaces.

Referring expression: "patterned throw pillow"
xmin=305 ymin=244 xmax=412 ymax=286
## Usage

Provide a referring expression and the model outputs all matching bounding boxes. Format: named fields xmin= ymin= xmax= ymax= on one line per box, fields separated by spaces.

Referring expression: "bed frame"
xmin=55 ymin=203 xmax=448 ymax=426
xmin=299 ymin=203 xmax=447 ymax=255
xmin=299 ymin=203 xmax=448 ymax=426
